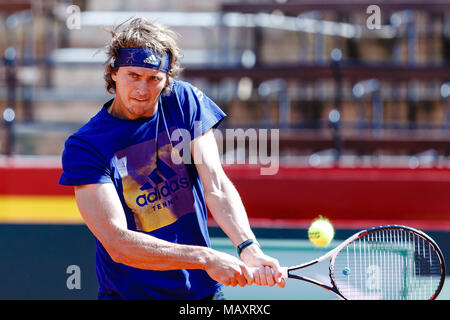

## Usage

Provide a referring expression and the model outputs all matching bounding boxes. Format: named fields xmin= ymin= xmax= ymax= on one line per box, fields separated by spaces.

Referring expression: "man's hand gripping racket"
xmin=252 ymin=225 xmax=446 ymax=300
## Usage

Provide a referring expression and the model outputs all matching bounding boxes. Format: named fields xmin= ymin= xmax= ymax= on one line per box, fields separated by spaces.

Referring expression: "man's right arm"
xmin=74 ymin=183 xmax=253 ymax=287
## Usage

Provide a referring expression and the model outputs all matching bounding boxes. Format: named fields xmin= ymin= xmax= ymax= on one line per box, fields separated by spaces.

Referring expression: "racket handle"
xmin=249 ymin=266 xmax=288 ymax=278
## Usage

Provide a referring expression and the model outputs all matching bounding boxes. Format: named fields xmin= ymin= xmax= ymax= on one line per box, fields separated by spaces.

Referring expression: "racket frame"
xmin=285 ymin=225 xmax=446 ymax=300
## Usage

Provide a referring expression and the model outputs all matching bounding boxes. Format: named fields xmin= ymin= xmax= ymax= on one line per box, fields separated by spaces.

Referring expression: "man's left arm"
xmin=191 ymin=128 xmax=285 ymax=288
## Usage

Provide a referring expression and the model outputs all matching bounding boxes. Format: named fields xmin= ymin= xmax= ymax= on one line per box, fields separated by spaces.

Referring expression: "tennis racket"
xmin=262 ymin=225 xmax=446 ymax=300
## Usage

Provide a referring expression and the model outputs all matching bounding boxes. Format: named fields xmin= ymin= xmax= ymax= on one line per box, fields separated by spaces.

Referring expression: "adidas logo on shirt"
xmin=135 ymin=158 xmax=190 ymax=207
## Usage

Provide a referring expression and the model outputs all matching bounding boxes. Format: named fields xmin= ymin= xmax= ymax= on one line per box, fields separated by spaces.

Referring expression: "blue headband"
xmin=114 ymin=47 xmax=171 ymax=73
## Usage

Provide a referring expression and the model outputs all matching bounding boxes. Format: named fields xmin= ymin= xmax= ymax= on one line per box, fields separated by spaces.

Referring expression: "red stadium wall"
xmin=0 ymin=167 xmax=73 ymax=196
xmin=1 ymin=164 xmax=450 ymax=229
xmin=224 ymin=166 xmax=450 ymax=230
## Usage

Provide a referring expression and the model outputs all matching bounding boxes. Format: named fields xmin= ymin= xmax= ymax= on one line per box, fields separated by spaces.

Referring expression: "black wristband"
xmin=237 ymin=239 xmax=259 ymax=257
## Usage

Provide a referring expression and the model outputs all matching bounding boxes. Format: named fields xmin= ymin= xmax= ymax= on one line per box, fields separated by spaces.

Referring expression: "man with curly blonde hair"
xmin=59 ymin=18 xmax=284 ymax=300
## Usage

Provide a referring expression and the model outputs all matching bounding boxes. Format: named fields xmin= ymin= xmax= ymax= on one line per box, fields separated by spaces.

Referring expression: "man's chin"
xmin=127 ymin=101 xmax=157 ymax=118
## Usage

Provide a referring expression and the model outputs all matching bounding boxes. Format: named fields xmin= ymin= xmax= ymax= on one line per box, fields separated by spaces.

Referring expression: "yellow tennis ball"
xmin=308 ymin=217 xmax=334 ymax=247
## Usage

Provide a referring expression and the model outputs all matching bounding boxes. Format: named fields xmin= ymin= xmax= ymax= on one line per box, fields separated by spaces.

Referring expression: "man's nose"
xmin=135 ymin=84 xmax=149 ymax=96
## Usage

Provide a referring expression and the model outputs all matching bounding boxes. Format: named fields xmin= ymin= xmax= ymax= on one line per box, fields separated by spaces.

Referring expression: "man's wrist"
xmin=237 ymin=239 xmax=260 ymax=257
xmin=199 ymin=246 xmax=220 ymax=272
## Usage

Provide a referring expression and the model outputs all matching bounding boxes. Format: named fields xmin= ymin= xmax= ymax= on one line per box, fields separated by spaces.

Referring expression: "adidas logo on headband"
xmin=143 ymin=54 xmax=159 ymax=66
xmin=115 ymin=47 xmax=171 ymax=73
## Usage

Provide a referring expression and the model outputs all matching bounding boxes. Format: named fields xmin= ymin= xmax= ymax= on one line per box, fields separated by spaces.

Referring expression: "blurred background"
xmin=0 ymin=0 xmax=449 ymax=299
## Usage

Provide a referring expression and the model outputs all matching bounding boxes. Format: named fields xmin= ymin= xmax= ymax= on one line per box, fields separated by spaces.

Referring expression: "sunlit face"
xmin=110 ymin=66 xmax=167 ymax=120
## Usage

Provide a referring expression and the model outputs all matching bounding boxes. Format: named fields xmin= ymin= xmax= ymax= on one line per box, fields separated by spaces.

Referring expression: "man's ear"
xmin=162 ymin=74 xmax=170 ymax=94
xmin=111 ymin=69 xmax=118 ymax=82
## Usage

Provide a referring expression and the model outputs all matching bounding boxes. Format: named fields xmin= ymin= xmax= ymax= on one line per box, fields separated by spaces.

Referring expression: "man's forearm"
xmin=205 ymin=175 xmax=256 ymax=248
xmin=108 ymin=228 xmax=213 ymax=270
xmin=107 ymin=227 xmax=254 ymax=287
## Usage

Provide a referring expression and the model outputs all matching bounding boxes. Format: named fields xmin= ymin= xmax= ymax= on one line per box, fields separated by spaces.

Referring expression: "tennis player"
xmin=59 ymin=18 xmax=285 ymax=300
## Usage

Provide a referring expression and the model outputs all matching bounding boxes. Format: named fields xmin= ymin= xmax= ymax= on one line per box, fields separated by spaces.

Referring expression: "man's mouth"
xmin=131 ymin=97 xmax=149 ymax=102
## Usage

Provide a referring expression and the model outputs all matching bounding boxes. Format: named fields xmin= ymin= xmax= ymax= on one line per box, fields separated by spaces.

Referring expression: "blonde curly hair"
xmin=103 ymin=18 xmax=183 ymax=95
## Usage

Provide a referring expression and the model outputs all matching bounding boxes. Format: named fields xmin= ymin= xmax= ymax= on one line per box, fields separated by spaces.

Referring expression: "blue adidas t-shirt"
xmin=59 ymin=80 xmax=226 ymax=300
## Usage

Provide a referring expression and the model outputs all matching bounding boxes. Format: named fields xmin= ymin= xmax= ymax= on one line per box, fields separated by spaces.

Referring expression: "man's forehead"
xmin=120 ymin=66 xmax=165 ymax=76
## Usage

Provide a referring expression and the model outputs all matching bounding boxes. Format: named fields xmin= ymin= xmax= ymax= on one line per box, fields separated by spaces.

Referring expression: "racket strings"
xmin=331 ymin=229 xmax=443 ymax=300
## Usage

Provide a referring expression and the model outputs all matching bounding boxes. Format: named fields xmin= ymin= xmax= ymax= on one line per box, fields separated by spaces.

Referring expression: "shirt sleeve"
xmin=59 ymin=136 xmax=113 ymax=186
xmin=179 ymin=82 xmax=227 ymax=140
